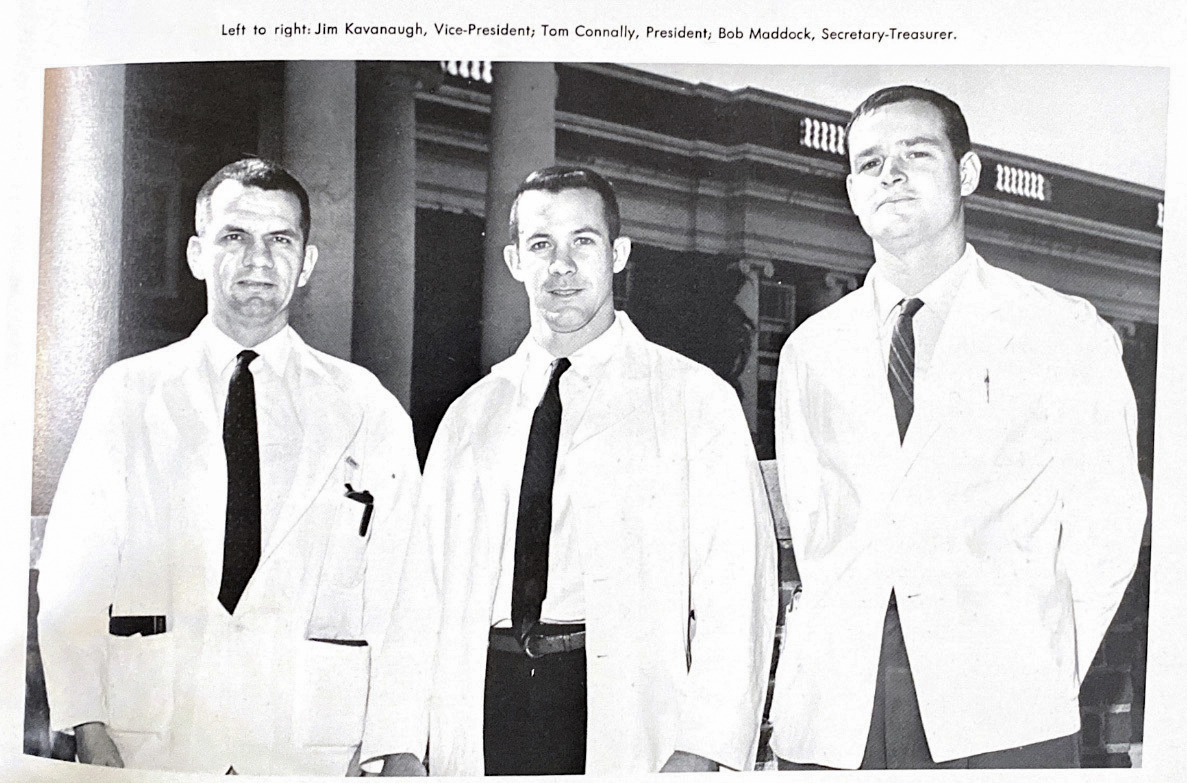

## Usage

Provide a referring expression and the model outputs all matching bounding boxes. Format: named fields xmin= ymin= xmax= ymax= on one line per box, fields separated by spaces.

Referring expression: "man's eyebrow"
xmin=899 ymin=135 xmax=945 ymax=147
xmin=852 ymin=135 xmax=945 ymax=160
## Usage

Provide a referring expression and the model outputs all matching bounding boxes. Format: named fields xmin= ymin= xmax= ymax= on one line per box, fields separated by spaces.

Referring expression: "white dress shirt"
xmin=490 ymin=315 xmax=626 ymax=626
xmin=869 ymin=243 xmax=976 ymax=383
xmin=195 ymin=316 xmax=303 ymax=554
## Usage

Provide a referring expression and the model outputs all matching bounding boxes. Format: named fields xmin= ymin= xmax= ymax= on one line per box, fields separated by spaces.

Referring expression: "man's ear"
xmin=611 ymin=236 xmax=632 ymax=274
xmin=297 ymin=244 xmax=319 ymax=287
xmin=185 ymin=236 xmax=207 ymax=281
xmin=959 ymin=151 xmax=982 ymax=197
xmin=503 ymin=243 xmax=525 ymax=282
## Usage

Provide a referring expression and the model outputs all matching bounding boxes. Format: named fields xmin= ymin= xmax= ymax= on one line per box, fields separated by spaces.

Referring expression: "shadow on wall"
xmin=626 ymin=246 xmax=754 ymax=395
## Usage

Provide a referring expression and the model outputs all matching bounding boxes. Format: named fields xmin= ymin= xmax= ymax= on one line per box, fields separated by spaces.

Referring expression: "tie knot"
xmin=236 ymin=350 xmax=259 ymax=369
xmin=549 ymin=357 xmax=572 ymax=386
xmin=900 ymin=298 xmax=924 ymax=319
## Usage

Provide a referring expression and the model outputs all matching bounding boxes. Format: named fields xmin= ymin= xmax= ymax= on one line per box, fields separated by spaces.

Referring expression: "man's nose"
xmin=880 ymin=156 xmax=907 ymax=185
xmin=243 ymin=238 xmax=273 ymax=267
xmin=549 ymin=245 xmax=578 ymax=275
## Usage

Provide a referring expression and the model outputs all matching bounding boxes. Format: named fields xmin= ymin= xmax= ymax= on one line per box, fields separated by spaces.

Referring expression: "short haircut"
xmin=508 ymin=165 xmax=621 ymax=243
xmin=845 ymin=85 xmax=972 ymax=165
xmin=194 ymin=157 xmax=312 ymax=241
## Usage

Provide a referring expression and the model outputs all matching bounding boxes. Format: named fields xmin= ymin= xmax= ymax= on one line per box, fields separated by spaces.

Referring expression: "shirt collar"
xmin=869 ymin=243 xmax=977 ymax=329
xmin=195 ymin=315 xmax=295 ymax=378
xmin=520 ymin=312 xmax=625 ymax=392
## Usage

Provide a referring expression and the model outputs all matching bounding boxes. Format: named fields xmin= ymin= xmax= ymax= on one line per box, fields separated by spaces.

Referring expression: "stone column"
xmin=33 ymin=65 xmax=126 ymax=516
xmin=735 ymin=258 xmax=774 ymax=436
xmin=282 ymin=61 xmax=355 ymax=360
xmin=481 ymin=62 xmax=557 ymax=371
xmin=353 ymin=62 xmax=440 ymax=407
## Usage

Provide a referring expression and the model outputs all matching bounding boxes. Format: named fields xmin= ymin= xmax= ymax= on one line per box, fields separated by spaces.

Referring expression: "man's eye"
xmin=272 ymin=235 xmax=292 ymax=245
xmin=222 ymin=232 xmax=244 ymax=243
xmin=528 ymin=240 xmax=550 ymax=252
xmin=859 ymin=159 xmax=880 ymax=172
xmin=574 ymin=236 xmax=595 ymax=245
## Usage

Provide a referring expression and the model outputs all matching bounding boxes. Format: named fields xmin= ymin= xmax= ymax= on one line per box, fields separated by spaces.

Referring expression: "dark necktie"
xmin=888 ymin=298 xmax=925 ymax=443
xmin=511 ymin=357 xmax=571 ymax=642
xmin=219 ymin=349 xmax=261 ymax=614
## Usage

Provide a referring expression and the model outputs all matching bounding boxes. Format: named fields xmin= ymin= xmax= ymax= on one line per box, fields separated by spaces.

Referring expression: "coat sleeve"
xmin=36 ymin=368 xmax=128 ymax=732
xmin=773 ymin=337 xmax=824 ymax=590
xmin=672 ymin=377 xmax=778 ymax=770
xmin=1051 ymin=314 xmax=1147 ymax=677
xmin=360 ymin=409 xmax=455 ymax=768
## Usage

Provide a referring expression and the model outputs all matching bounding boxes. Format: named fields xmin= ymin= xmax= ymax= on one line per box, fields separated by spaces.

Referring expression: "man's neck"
xmin=531 ymin=309 xmax=616 ymax=358
xmin=872 ymin=232 xmax=967 ymax=298
xmin=211 ymin=313 xmax=288 ymax=349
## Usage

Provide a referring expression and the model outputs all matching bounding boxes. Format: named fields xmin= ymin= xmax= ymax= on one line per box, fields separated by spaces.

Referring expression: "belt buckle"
xmin=522 ymin=634 xmax=544 ymax=659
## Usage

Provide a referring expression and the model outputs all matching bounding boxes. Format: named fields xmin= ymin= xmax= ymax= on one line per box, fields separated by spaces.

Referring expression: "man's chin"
xmin=867 ymin=222 xmax=920 ymax=248
xmin=230 ymin=301 xmax=284 ymax=322
xmin=542 ymin=312 xmax=591 ymax=334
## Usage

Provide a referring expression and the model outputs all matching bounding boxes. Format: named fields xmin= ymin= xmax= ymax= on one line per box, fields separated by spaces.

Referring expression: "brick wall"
xmin=1079 ymin=501 xmax=1151 ymax=768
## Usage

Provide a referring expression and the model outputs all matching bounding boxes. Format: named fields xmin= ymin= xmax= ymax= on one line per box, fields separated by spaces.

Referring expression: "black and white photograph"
xmin=15 ymin=57 xmax=1167 ymax=777
xmin=4 ymin=3 xmax=1187 ymax=783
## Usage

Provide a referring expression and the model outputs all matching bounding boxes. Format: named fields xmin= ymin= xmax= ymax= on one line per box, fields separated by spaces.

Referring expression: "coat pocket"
xmin=321 ymin=495 xmax=372 ymax=588
xmin=306 ymin=495 xmax=371 ymax=640
xmin=293 ymin=639 xmax=371 ymax=747
xmin=105 ymin=631 xmax=175 ymax=734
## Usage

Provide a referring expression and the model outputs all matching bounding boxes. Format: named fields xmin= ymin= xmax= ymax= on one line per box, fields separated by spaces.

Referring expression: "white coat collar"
xmin=491 ymin=311 xmax=650 ymax=453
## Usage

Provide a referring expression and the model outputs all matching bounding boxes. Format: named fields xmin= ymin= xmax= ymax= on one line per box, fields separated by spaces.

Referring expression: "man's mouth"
xmin=548 ymin=288 xmax=581 ymax=298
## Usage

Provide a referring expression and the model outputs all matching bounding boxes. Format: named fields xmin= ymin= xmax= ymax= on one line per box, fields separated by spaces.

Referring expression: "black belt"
xmin=489 ymin=625 xmax=586 ymax=659
xmin=108 ymin=614 xmax=166 ymax=636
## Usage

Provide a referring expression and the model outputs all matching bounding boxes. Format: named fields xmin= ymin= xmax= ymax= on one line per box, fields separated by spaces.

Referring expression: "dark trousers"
xmin=779 ymin=592 xmax=1081 ymax=770
xmin=483 ymin=627 xmax=587 ymax=775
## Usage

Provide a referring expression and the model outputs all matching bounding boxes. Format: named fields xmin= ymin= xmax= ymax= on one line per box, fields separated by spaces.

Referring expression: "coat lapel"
xmin=900 ymin=257 xmax=1015 ymax=475
xmin=828 ymin=286 xmax=904 ymax=475
xmin=143 ymin=336 xmax=221 ymax=612
xmin=475 ymin=352 xmax=533 ymax=521
xmin=262 ymin=336 xmax=363 ymax=564
xmin=566 ymin=317 xmax=649 ymax=454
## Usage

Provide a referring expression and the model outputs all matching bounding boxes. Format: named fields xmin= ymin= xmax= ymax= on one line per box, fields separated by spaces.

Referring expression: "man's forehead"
xmin=849 ymin=100 xmax=948 ymax=149
xmin=208 ymin=180 xmax=301 ymax=220
xmin=517 ymin=188 xmax=608 ymax=232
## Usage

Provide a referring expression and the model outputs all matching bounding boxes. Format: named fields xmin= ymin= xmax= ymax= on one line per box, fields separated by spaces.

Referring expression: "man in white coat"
xmin=37 ymin=158 xmax=420 ymax=775
xmin=768 ymin=86 xmax=1147 ymax=769
xmin=361 ymin=166 xmax=777 ymax=776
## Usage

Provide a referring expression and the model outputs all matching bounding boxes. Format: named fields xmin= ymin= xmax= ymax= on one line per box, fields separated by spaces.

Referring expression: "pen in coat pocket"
xmin=344 ymin=483 xmax=374 ymax=536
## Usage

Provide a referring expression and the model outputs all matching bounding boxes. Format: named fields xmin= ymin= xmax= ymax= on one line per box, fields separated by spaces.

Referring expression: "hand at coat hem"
xmin=377 ymin=752 xmax=428 ymax=776
xmin=74 ymin=722 xmax=124 ymax=767
xmin=659 ymin=750 xmax=720 ymax=772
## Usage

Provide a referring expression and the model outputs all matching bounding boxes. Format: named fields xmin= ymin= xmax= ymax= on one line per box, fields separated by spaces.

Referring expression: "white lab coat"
xmin=362 ymin=313 xmax=777 ymax=775
xmin=37 ymin=326 xmax=420 ymax=775
xmin=768 ymin=250 xmax=1147 ymax=767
